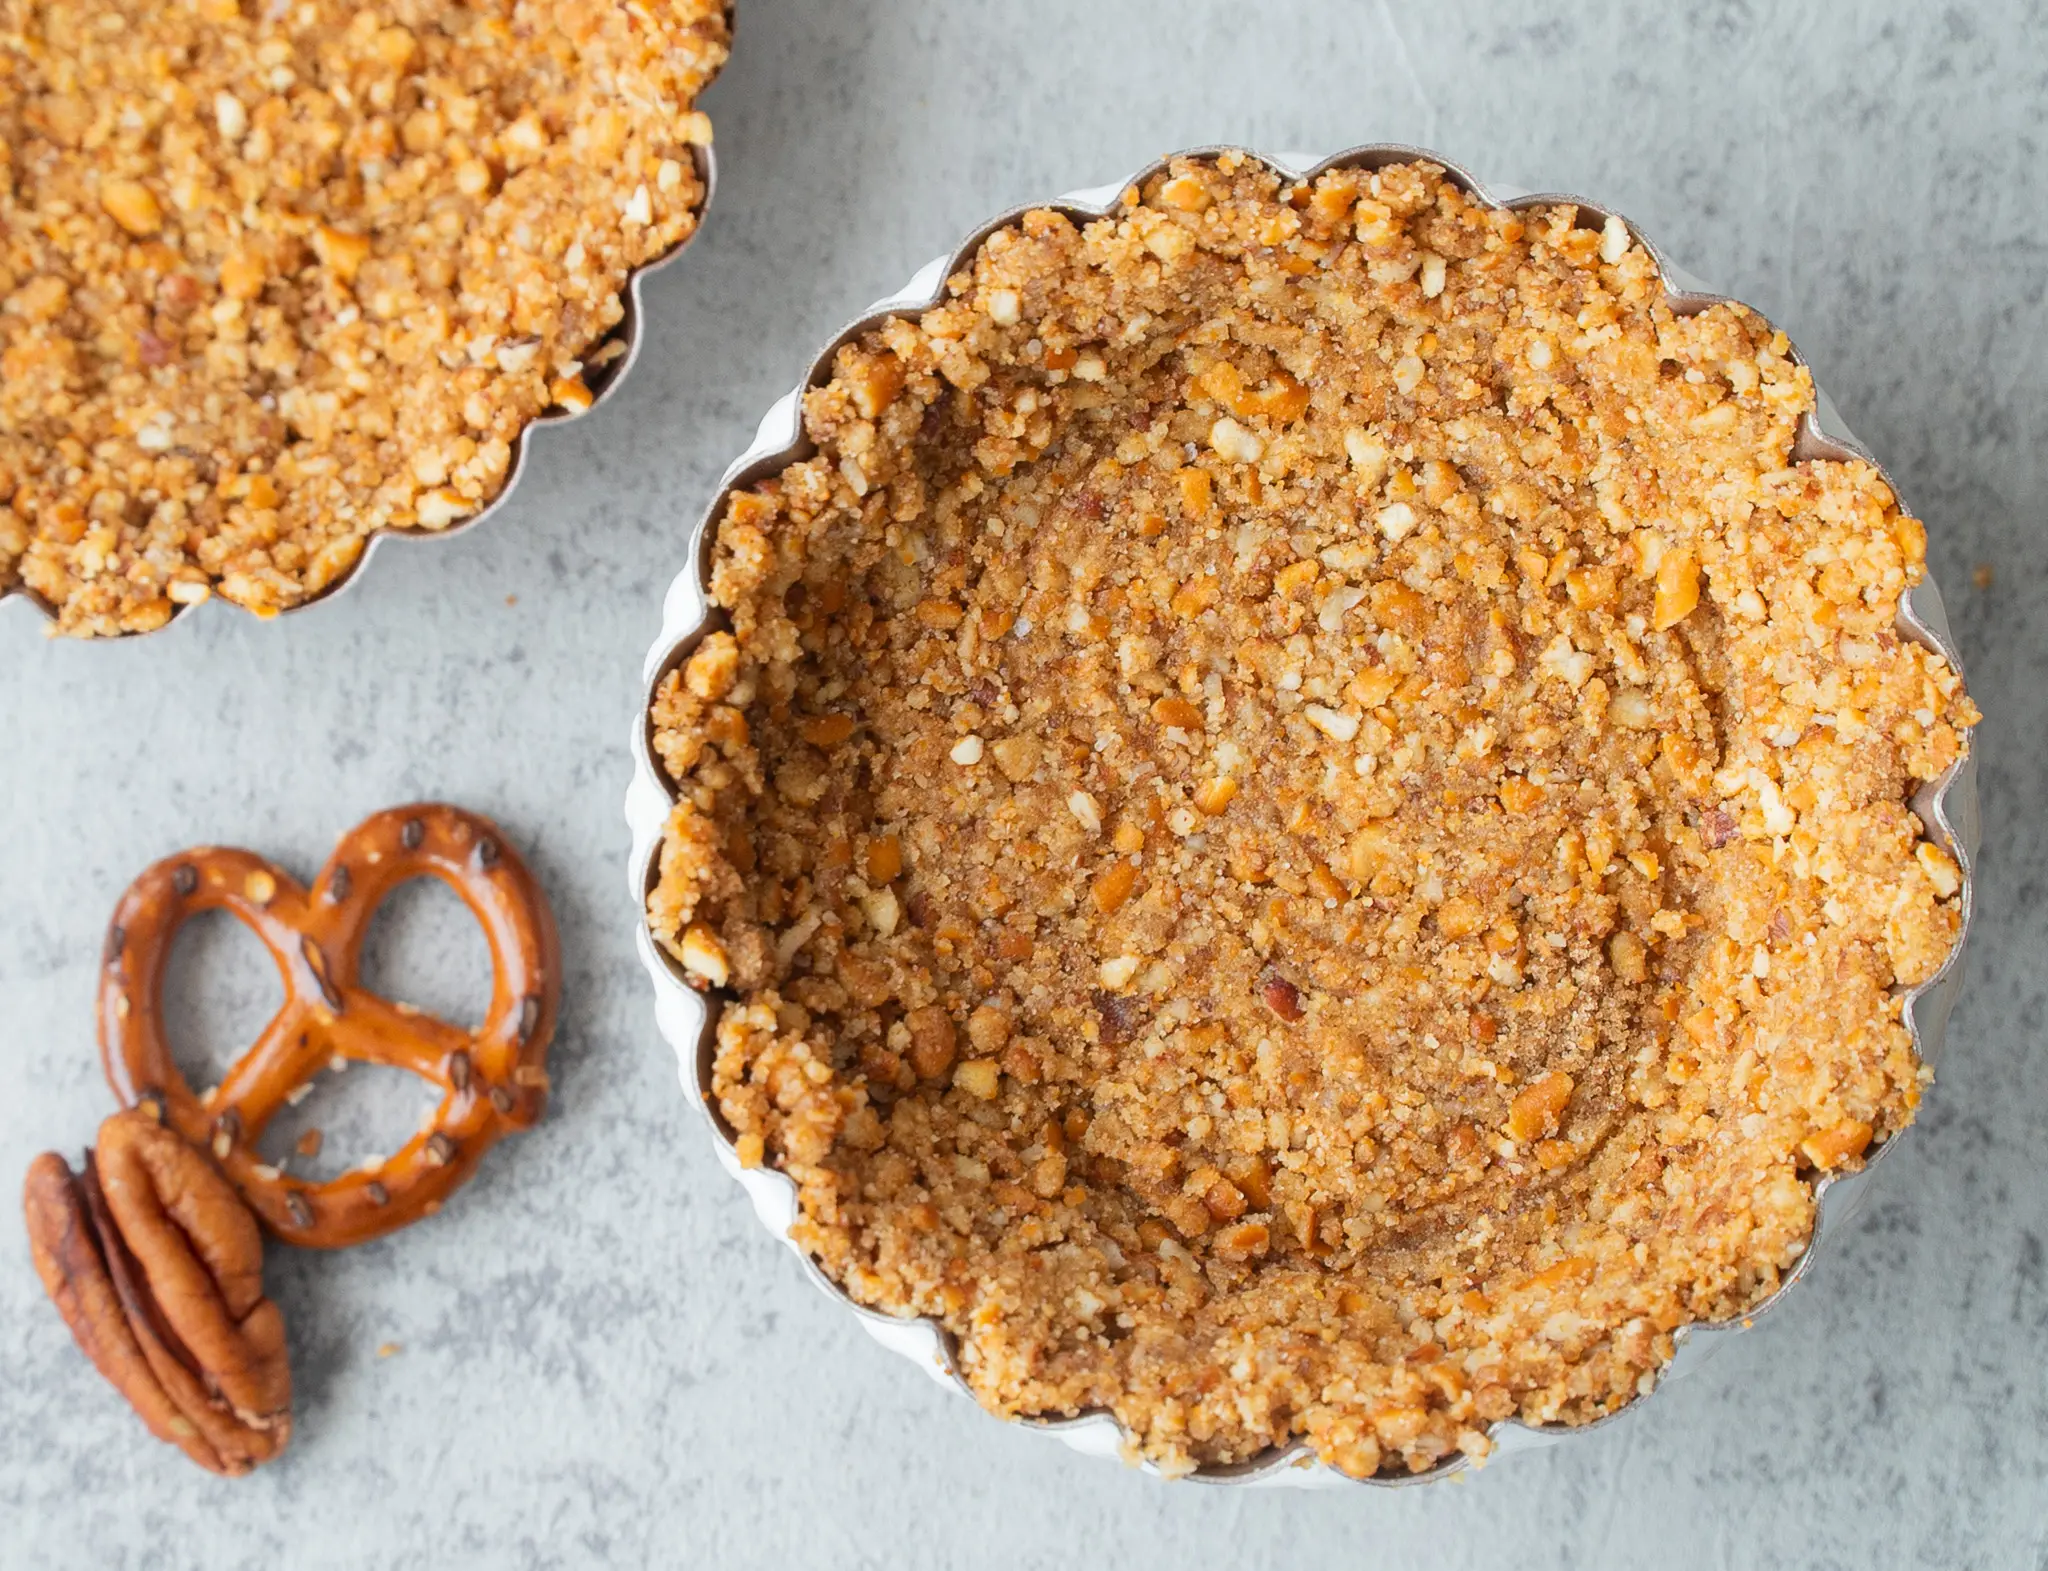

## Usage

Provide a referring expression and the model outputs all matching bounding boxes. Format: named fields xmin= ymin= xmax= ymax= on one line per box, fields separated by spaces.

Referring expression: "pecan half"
xmin=23 ymin=1108 xmax=291 ymax=1475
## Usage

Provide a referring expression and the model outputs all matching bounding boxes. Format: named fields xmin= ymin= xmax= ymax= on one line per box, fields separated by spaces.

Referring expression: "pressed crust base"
xmin=649 ymin=155 xmax=1974 ymax=1477
xmin=3 ymin=0 xmax=728 ymax=635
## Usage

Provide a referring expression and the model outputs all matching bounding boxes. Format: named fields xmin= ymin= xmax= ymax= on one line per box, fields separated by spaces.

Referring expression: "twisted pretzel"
xmin=24 ymin=1107 xmax=291 ymax=1475
xmin=98 ymin=804 xmax=560 ymax=1249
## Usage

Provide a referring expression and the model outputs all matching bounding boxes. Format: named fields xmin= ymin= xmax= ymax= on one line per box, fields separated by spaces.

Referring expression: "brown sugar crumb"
xmin=2 ymin=0 xmax=728 ymax=637
xmin=647 ymin=154 xmax=1978 ymax=1478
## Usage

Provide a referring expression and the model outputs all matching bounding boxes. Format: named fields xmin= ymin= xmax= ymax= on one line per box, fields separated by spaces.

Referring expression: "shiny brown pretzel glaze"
xmin=24 ymin=1108 xmax=291 ymax=1475
xmin=98 ymin=804 xmax=560 ymax=1248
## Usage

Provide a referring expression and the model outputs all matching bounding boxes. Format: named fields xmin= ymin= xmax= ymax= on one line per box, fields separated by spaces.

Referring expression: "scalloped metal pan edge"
xmin=623 ymin=143 xmax=1980 ymax=1488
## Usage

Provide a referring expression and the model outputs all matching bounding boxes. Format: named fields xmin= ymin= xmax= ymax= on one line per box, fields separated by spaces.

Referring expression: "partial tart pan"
xmin=2 ymin=10 xmax=727 ymax=642
xmin=624 ymin=144 xmax=1980 ymax=1487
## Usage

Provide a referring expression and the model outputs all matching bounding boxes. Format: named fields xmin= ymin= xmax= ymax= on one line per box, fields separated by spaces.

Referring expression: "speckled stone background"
xmin=4 ymin=1 xmax=2044 ymax=1565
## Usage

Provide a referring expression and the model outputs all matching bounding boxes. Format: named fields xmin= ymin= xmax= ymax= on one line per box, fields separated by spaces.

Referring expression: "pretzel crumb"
xmin=649 ymin=155 xmax=1976 ymax=1477
xmin=2 ymin=0 xmax=729 ymax=636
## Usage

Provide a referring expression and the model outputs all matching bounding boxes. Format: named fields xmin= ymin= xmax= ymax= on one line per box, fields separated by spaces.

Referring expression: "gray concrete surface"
xmin=4 ymin=1 xmax=2045 ymax=1565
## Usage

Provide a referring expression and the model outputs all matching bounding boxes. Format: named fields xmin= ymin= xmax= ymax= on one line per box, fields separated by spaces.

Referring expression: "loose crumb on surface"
xmin=648 ymin=154 xmax=1977 ymax=1478
xmin=2 ymin=0 xmax=728 ymax=636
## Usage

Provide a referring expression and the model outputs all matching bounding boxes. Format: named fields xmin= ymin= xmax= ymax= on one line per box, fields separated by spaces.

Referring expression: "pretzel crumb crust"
xmin=647 ymin=154 xmax=1976 ymax=1478
xmin=1 ymin=0 xmax=729 ymax=636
